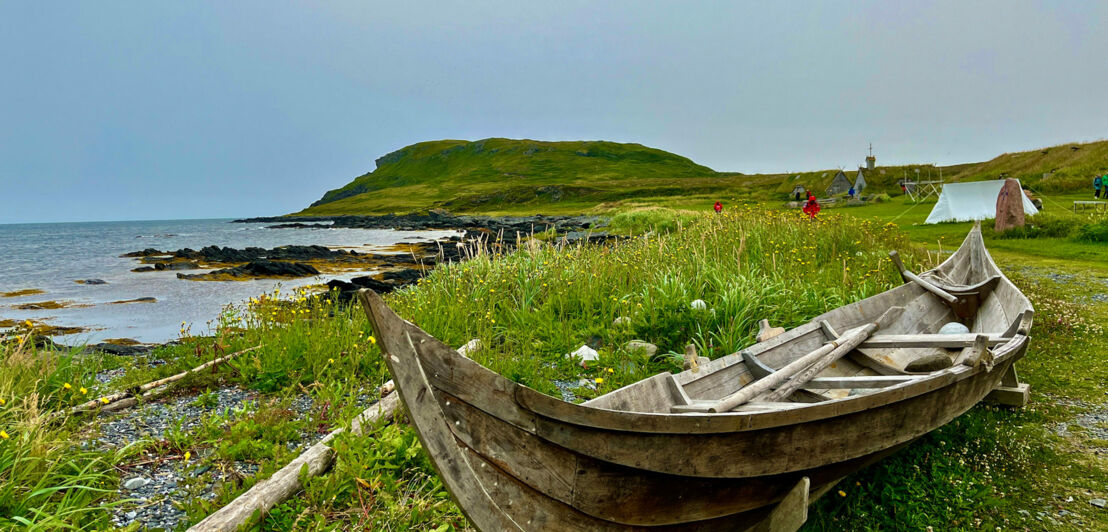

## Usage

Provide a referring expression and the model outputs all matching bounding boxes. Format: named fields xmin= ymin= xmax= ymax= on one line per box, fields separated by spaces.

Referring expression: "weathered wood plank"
xmin=858 ymin=334 xmax=1010 ymax=349
xmin=801 ymin=376 xmax=917 ymax=389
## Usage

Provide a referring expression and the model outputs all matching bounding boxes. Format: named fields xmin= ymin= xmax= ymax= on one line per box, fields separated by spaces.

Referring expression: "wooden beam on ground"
xmin=188 ymin=383 xmax=400 ymax=532
xmin=68 ymin=345 xmax=262 ymax=416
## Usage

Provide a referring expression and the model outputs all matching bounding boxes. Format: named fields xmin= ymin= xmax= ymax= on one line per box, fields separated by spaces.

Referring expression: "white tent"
xmin=925 ymin=180 xmax=1039 ymax=224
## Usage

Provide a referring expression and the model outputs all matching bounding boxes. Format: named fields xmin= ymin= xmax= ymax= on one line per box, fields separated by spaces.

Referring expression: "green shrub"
xmin=995 ymin=212 xmax=1082 ymax=239
xmin=606 ymin=207 xmax=696 ymax=234
xmin=1075 ymin=215 xmax=1108 ymax=242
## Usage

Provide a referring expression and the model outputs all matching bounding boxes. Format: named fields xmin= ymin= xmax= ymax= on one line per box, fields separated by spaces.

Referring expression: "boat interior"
xmin=583 ymin=229 xmax=1033 ymax=416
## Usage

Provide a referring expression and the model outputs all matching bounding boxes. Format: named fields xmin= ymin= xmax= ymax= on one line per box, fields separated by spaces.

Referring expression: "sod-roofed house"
xmin=825 ymin=169 xmax=852 ymax=196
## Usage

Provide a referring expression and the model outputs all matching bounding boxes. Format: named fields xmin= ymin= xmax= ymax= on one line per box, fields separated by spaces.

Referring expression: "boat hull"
xmin=359 ymin=225 xmax=1033 ymax=530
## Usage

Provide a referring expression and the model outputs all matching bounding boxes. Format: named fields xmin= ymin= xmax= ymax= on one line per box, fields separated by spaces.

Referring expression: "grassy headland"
xmin=297 ymin=138 xmax=1108 ymax=217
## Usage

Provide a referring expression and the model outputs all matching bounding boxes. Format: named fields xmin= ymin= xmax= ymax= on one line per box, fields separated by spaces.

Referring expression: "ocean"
xmin=0 ymin=218 xmax=456 ymax=344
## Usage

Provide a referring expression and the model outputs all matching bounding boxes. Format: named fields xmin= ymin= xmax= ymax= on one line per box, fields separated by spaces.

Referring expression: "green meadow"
xmin=3 ymin=203 xmax=1107 ymax=530
xmin=4 ymin=135 xmax=1108 ymax=530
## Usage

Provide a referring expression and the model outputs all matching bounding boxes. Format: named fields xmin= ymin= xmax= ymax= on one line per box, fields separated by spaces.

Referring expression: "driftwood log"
xmin=67 ymin=345 xmax=262 ymax=416
xmin=187 ymin=381 xmax=400 ymax=532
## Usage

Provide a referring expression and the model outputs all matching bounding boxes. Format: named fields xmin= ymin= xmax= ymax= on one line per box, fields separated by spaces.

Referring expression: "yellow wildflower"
xmin=100 ymin=397 xmax=110 ymax=404
xmin=184 ymin=451 xmax=191 ymax=461
xmin=0 ymin=431 xmax=8 ymax=440
xmin=63 ymin=383 xmax=72 ymax=390
xmin=607 ymin=368 xmax=614 ymax=373
xmin=838 ymin=490 xmax=846 ymax=497
xmin=369 ymin=336 xmax=376 ymax=344
xmin=595 ymin=378 xmax=604 ymax=384
xmin=79 ymin=387 xmax=88 ymax=395
xmin=24 ymin=320 xmax=33 ymax=328
xmin=0 ymin=398 xmax=5 ymax=406
xmin=327 ymin=358 xmax=334 ymax=364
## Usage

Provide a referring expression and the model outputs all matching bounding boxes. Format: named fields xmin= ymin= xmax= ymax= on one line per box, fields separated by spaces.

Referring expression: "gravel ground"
xmin=85 ymin=385 xmax=325 ymax=530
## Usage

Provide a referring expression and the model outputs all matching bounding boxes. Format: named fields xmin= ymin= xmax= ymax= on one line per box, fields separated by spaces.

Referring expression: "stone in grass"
xmin=457 ymin=338 xmax=482 ymax=358
xmin=612 ymin=316 xmax=632 ymax=328
xmin=123 ymin=477 xmax=150 ymax=490
xmin=624 ymin=340 xmax=658 ymax=358
xmin=1091 ymin=498 xmax=1106 ymax=508
xmin=570 ymin=345 xmax=600 ymax=368
xmin=690 ymin=299 xmax=708 ymax=310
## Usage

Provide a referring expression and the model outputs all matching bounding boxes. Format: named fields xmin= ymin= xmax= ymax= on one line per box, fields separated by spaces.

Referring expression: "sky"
xmin=2 ymin=1 xmax=1107 ymax=223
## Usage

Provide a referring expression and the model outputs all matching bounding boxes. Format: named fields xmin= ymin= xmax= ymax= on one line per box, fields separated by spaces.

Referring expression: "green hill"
xmin=298 ymin=138 xmax=1108 ymax=216
xmin=300 ymin=138 xmax=720 ymax=215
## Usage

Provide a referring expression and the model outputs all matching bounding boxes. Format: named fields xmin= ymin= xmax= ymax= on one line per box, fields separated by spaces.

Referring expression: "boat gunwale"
xmin=512 ymin=333 xmax=1030 ymax=434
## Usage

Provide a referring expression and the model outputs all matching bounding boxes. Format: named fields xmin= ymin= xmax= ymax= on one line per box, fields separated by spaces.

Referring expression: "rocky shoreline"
xmin=122 ymin=213 xmax=610 ymax=298
xmin=232 ymin=210 xmax=601 ymax=234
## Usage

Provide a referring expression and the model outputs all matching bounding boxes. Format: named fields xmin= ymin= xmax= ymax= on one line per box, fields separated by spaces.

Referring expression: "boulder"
xmin=177 ymin=261 xmax=319 ymax=280
xmin=612 ymin=316 xmax=631 ymax=328
xmin=457 ymin=338 xmax=483 ymax=357
xmin=938 ymin=322 xmax=970 ymax=335
xmin=381 ymin=268 xmax=423 ymax=283
xmin=624 ymin=340 xmax=658 ymax=358
xmin=995 ymin=178 xmax=1026 ymax=232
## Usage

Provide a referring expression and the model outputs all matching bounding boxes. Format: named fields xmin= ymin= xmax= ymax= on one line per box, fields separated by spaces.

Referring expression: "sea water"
xmin=0 ymin=219 xmax=456 ymax=344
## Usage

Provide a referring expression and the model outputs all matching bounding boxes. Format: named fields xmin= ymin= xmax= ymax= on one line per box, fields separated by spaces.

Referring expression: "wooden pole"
xmin=710 ymin=307 xmax=902 ymax=412
xmin=188 ymin=383 xmax=400 ymax=532
xmin=889 ymin=251 xmax=958 ymax=304
xmin=68 ymin=345 xmax=262 ymax=416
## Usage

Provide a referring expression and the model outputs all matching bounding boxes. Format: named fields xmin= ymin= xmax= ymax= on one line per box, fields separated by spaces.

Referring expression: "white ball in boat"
xmin=938 ymin=322 xmax=970 ymax=335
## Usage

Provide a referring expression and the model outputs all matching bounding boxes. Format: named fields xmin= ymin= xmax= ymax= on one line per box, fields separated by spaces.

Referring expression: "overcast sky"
xmin=2 ymin=1 xmax=1106 ymax=223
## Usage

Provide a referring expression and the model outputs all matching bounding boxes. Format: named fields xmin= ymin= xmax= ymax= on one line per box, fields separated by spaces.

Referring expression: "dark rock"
xmin=153 ymin=262 xmax=199 ymax=271
xmin=120 ymin=248 xmax=165 ymax=258
xmin=177 ymin=260 xmax=320 ymax=280
xmin=131 ymin=266 xmax=155 ymax=272
xmin=78 ymin=279 xmax=107 ymax=285
xmin=381 ymin=268 xmax=422 ymax=283
xmin=87 ymin=343 xmax=156 ymax=356
xmin=905 ymin=353 xmax=954 ymax=372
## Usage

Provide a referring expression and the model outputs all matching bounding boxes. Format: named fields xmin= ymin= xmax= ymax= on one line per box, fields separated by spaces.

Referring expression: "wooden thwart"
xmin=858 ymin=333 xmax=1009 ymax=349
xmin=761 ymin=308 xmax=903 ymax=403
xmin=677 ymin=307 xmax=903 ymax=413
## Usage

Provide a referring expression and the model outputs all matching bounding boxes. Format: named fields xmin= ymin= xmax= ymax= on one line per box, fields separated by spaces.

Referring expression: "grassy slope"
xmin=298 ymin=138 xmax=1108 ymax=217
xmin=300 ymin=138 xmax=721 ymax=215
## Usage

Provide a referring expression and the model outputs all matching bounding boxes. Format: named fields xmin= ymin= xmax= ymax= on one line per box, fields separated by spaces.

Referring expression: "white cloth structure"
xmin=925 ymin=180 xmax=1039 ymax=224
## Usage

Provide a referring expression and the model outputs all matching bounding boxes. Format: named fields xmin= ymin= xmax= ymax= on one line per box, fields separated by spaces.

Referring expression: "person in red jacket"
xmin=802 ymin=194 xmax=820 ymax=220
xmin=713 ymin=201 xmax=723 ymax=214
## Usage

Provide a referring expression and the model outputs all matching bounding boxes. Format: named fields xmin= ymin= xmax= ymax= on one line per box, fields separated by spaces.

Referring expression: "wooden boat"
xmin=358 ymin=224 xmax=1033 ymax=531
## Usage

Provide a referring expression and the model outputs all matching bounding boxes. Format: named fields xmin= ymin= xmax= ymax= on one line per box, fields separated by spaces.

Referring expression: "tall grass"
xmin=0 ymin=208 xmax=926 ymax=529
xmin=0 ymin=339 xmax=134 ymax=529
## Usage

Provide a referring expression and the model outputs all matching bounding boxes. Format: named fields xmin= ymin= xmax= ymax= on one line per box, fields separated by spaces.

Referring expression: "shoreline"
xmin=1 ymin=214 xmax=608 ymax=348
